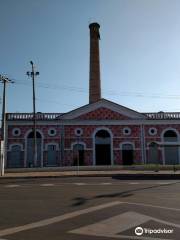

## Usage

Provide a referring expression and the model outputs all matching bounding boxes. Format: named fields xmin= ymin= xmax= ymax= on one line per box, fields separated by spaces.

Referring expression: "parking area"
xmin=0 ymin=177 xmax=180 ymax=239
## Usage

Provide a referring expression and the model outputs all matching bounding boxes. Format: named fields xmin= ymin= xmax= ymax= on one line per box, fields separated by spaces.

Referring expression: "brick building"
xmin=6 ymin=23 xmax=180 ymax=168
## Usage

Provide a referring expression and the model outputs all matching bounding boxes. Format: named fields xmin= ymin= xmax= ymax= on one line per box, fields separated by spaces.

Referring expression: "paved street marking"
xmin=74 ymin=183 xmax=86 ymax=185
xmin=129 ymin=182 xmax=140 ymax=185
xmin=70 ymin=211 xmax=180 ymax=239
xmin=1 ymin=181 xmax=180 ymax=188
xmin=40 ymin=184 xmax=55 ymax=187
xmin=101 ymin=183 xmax=112 ymax=185
xmin=155 ymin=182 xmax=175 ymax=185
xmin=70 ymin=211 xmax=150 ymax=236
xmin=0 ymin=201 xmax=122 ymax=237
xmin=5 ymin=185 xmax=20 ymax=188
xmin=122 ymin=201 xmax=180 ymax=212
xmin=85 ymin=234 xmax=172 ymax=239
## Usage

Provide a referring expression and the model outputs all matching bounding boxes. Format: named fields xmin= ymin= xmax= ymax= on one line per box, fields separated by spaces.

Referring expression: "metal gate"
xmin=148 ymin=143 xmax=158 ymax=164
xmin=122 ymin=144 xmax=134 ymax=165
xmin=8 ymin=145 xmax=22 ymax=168
xmin=164 ymin=146 xmax=179 ymax=165
xmin=47 ymin=145 xmax=57 ymax=166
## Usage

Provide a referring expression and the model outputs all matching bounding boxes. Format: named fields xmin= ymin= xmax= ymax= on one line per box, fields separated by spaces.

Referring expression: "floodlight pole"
xmin=0 ymin=75 xmax=14 ymax=176
xmin=27 ymin=61 xmax=39 ymax=167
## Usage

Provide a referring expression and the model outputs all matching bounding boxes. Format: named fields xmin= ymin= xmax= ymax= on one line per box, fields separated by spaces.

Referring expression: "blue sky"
xmin=1 ymin=0 xmax=180 ymax=113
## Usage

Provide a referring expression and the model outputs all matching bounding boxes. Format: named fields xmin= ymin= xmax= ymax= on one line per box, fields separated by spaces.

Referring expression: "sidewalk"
xmin=1 ymin=169 xmax=180 ymax=180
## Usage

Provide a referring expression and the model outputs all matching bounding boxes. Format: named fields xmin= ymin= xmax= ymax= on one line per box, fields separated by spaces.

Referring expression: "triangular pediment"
xmin=60 ymin=99 xmax=146 ymax=120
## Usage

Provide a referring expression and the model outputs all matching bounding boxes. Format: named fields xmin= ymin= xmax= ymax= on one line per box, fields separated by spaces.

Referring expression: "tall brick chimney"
xmin=89 ymin=22 xmax=101 ymax=104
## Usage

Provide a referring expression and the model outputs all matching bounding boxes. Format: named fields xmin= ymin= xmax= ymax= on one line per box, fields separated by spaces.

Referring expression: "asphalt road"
xmin=0 ymin=177 xmax=180 ymax=240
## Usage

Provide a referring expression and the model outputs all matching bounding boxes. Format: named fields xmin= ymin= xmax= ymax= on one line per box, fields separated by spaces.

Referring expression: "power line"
xmin=36 ymin=97 xmax=77 ymax=107
xmin=13 ymin=79 xmax=180 ymax=100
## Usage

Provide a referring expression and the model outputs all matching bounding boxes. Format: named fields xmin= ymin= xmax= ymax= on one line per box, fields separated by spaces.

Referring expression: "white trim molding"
xmin=160 ymin=128 xmax=180 ymax=165
xmin=8 ymin=119 xmax=180 ymax=126
xmin=45 ymin=143 xmax=59 ymax=151
xmin=74 ymin=128 xmax=83 ymax=137
xmin=24 ymin=128 xmax=44 ymax=139
xmin=146 ymin=141 xmax=159 ymax=150
xmin=148 ymin=127 xmax=157 ymax=136
xmin=8 ymin=143 xmax=24 ymax=151
xmin=48 ymin=128 xmax=57 ymax=137
xmin=12 ymin=128 xmax=21 ymax=137
xmin=161 ymin=127 xmax=180 ymax=141
xmin=122 ymin=127 xmax=131 ymax=136
xmin=71 ymin=141 xmax=87 ymax=150
xmin=60 ymin=99 xmax=146 ymax=120
xmin=119 ymin=142 xmax=135 ymax=150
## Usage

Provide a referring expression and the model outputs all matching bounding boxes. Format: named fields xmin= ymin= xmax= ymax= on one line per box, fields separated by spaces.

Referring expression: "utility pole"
xmin=27 ymin=61 xmax=39 ymax=167
xmin=0 ymin=75 xmax=14 ymax=176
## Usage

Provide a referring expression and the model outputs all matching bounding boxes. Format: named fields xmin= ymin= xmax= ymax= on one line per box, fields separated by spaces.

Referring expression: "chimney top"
xmin=89 ymin=22 xmax=100 ymax=29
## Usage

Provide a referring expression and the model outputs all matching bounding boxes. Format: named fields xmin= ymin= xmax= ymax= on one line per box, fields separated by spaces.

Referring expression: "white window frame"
xmin=12 ymin=128 xmax=21 ymax=137
xmin=45 ymin=143 xmax=59 ymax=151
xmin=148 ymin=127 xmax=157 ymax=136
xmin=122 ymin=127 xmax=131 ymax=136
xmin=8 ymin=143 xmax=24 ymax=151
xmin=48 ymin=128 xmax=57 ymax=137
xmin=74 ymin=128 xmax=83 ymax=137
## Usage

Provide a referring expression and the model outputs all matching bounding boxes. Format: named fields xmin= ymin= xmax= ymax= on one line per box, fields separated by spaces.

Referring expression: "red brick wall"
xmin=76 ymin=108 xmax=130 ymax=120
xmin=7 ymin=122 xmax=180 ymax=167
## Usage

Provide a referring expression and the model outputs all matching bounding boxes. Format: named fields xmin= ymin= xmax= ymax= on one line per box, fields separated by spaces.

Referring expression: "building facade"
xmin=5 ymin=23 xmax=180 ymax=168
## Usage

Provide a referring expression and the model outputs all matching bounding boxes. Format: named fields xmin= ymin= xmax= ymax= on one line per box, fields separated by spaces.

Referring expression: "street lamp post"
xmin=0 ymin=75 xmax=14 ymax=176
xmin=27 ymin=61 xmax=39 ymax=167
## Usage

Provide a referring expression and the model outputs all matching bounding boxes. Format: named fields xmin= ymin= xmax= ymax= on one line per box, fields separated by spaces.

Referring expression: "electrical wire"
xmin=13 ymin=79 xmax=180 ymax=100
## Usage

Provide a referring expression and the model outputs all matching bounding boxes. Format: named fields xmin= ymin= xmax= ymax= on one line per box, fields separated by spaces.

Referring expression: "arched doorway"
xmin=27 ymin=131 xmax=42 ymax=167
xmin=164 ymin=130 xmax=179 ymax=165
xmin=73 ymin=144 xmax=85 ymax=166
xmin=148 ymin=142 xmax=158 ymax=164
xmin=122 ymin=143 xmax=134 ymax=165
xmin=95 ymin=129 xmax=111 ymax=165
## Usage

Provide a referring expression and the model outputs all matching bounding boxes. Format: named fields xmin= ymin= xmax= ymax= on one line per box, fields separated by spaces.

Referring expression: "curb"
xmin=1 ymin=173 xmax=180 ymax=180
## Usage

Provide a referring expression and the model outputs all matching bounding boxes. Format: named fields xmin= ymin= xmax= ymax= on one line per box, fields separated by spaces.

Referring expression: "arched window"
xmin=96 ymin=130 xmax=110 ymax=138
xmin=164 ymin=130 xmax=178 ymax=142
xmin=163 ymin=130 xmax=179 ymax=165
xmin=28 ymin=131 xmax=42 ymax=138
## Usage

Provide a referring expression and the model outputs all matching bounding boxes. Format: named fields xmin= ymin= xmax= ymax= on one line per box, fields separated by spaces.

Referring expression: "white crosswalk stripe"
xmin=155 ymin=182 xmax=172 ymax=185
xmin=40 ymin=184 xmax=55 ymax=187
xmin=129 ymin=182 xmax=140 ymax=185
xmin=74 ymin=183 xmax=86 ymax=185
xmin=0 ymin=201 xmax=121 ymax=237
xmin=101 ymin=182 xmax=112 ymax=185
xmin=5 ymin=184 xmax=20 ymax=188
